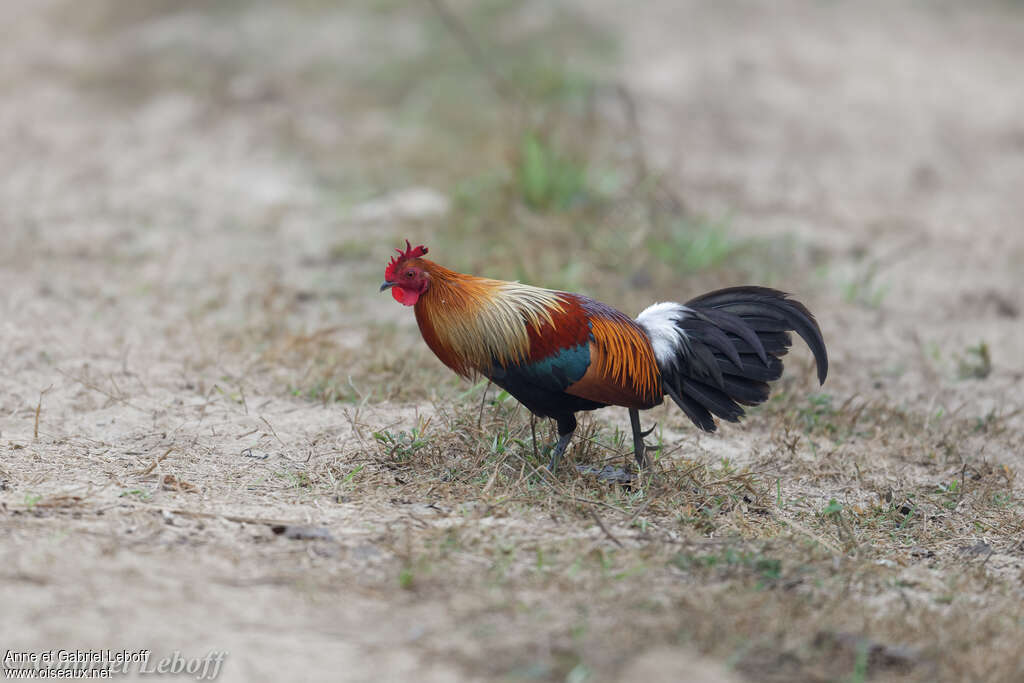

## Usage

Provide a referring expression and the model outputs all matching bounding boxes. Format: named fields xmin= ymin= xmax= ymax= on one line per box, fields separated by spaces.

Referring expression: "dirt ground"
xmin=2 ymin=1 xmax=1022 ymax=681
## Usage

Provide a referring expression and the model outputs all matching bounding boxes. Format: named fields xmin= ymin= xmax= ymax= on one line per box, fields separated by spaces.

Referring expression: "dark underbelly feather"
xmin=487 ymin=342 xmax=606 ymax=418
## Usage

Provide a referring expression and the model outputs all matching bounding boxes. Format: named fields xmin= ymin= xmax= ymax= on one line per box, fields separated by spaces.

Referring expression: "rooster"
xmin=380 ymin=241 xmax=828 ymax=473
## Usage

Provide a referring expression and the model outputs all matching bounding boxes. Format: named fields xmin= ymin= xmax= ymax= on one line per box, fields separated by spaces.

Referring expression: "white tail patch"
xmin=636 ymin=302 xmax=694 ymax=370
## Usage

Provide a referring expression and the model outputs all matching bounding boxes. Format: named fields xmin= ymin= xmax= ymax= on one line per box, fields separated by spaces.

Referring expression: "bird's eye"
xmin=405 ymin=270 xmax=414 ymax=278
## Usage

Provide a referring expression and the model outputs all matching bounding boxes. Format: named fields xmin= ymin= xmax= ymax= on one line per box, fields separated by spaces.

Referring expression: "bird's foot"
xmin=633 ymin=422 xmax=659 ymax=469
xmin=575 ymin=464 xmax=637 ymax=485
xmin=546 ymin=432 xmax=574 ymax=474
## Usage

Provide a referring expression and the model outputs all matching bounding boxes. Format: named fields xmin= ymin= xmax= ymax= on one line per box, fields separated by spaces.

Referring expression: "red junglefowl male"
xmin=381 ymin=241 xmax=828 ymax=474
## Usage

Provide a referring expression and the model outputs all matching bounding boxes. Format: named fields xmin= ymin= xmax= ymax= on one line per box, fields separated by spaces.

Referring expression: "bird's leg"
xmin=629 ymin=408 xmax=657 ymax=469
xmin=547 ymin=414 xmax=577 ymax=473
xmin=529 ymin=414 xmax=539 ymax=463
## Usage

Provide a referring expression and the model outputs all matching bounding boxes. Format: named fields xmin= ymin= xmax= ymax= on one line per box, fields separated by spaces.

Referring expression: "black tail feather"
xmin=728 ymin=332 xmax=792 ymax=357
xmin=721 ymin=374 xmax=772 ymax=406
xmin=718 ymin=353 xmax=784 ymax=383
xmin=651 ymin=286 xmax=828 ymax=433
xmin=686 ymin=286 xmax=828 ymax=385
xmin=730 ymin=316 xmax=794 ymax=332
xmin=665 ymin=384 xmax=717 ymax=432
xmin=682 ymin=319 xmax=743 ymax=369
xmin=695 ymin=308 xmax=768 ymax=363
xmin=683 ymin=379 xmax=745 ymax=423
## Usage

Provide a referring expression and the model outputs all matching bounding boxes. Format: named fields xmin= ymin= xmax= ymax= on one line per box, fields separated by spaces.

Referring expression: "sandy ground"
xmin=1 ymin=1 xmax=1022 ymax=681
xmin=598 ymin=0 xmax=1024 ymax=416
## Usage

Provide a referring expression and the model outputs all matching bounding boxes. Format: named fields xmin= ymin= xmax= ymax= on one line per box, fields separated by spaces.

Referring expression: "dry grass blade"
xmin=590 ymin=508 xmax=624 ymax=547
xmin=132 ymin=448 xmax=174 ymax=476
xmin=33 ymin=384 xmax=53 ymax=440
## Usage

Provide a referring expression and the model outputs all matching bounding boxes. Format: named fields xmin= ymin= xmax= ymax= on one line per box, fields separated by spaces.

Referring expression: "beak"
xmin=379 ymin=281 xmax=395 ymax=292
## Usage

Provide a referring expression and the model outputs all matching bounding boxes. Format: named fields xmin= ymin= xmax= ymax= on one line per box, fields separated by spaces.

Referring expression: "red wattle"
xmin=392 ymin=287 xmax=419 ymax=306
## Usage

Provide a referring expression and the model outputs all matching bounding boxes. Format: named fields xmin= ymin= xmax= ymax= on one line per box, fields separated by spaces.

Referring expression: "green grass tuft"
xmin=648 ymin=215 xmax=742 ymax=272
xmin=516 ymin=131 xmax=589 ymax=211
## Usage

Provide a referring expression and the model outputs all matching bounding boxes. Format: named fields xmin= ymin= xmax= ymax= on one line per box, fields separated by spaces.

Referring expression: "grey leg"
xmin=548 ymin=414 xmax=577 ymax=473
xmin=629 ymin=408 xmax=657 ymax=469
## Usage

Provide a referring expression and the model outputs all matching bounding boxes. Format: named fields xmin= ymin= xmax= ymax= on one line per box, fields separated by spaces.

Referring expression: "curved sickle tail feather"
xmin=637 ymin=287 xmax=828 ymax=433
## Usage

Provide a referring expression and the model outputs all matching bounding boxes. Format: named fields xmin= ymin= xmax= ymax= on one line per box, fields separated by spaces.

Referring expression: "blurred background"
xmin=2 ymin=1 xmax=1023 ymax=681
xmin=4 ymin=0 xmax=1022 ymax=405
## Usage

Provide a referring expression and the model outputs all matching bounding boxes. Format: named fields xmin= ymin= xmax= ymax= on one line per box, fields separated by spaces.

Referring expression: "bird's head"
xmin=380 ymin=240 xmax=430 ymax=306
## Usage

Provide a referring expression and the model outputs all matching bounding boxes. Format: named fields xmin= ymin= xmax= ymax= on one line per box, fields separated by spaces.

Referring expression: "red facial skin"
xmin=389 ymin=265 xmax=429 ymax=306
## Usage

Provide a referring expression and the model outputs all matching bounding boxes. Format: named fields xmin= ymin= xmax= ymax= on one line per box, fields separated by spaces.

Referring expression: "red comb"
xmin=385 ymin=240 xmax=429 ymax=281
